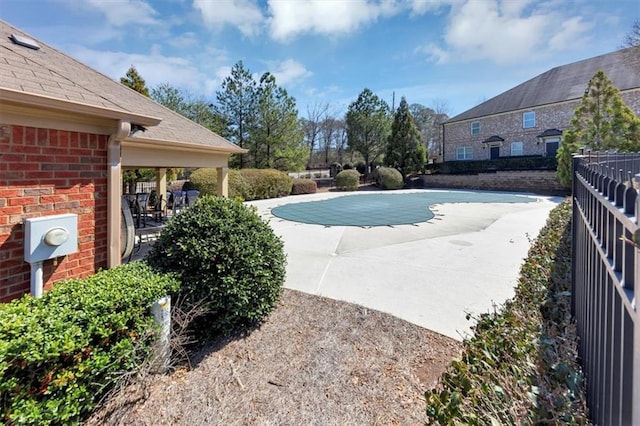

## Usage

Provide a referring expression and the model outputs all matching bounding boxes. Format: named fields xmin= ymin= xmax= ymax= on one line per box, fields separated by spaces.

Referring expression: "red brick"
xmin=0 ymin=206 xmax=22 ymax=215
xmin=11 ymin=126 xmax=24 ymax=144
xmin=8 ymin=197 xmax=37 ymax=206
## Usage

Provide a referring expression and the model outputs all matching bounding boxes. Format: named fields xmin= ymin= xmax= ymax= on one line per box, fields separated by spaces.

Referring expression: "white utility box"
xmin=24 ymin=214 xmax=78 ymax=263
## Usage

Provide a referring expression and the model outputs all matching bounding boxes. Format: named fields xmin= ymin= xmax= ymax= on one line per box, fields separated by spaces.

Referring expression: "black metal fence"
xmin=572 ymin=152 xmax=639 ymax=425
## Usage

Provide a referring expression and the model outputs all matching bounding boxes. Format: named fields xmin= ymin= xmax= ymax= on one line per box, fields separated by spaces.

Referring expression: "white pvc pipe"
xmin=151 ymin=295 xmax=171 ymax=373
xmin=30 ymin=261 xmax=43 ymax=298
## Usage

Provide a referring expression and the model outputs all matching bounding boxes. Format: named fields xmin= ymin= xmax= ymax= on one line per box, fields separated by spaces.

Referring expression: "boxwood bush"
xmin=335 ymin=169 xmax=361 ymax=191
xmin=0 ymin=263 xmax=179 ymax=425
xmin=290 ymin=178 xmax=318 ymax=195
xmin=145 ymin=196 xmax=286 ymax=339
xmin=373 ymin=167 xmax=404 ymax=190
xmin=425 ymin=199 xmax=588 ymax=424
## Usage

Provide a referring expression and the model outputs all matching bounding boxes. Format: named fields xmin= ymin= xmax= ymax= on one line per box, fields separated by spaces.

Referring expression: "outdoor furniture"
xmin=171 ymin=190 xmax=186 ymax=214
xmin=185 ymin=190 xmax=200 ymax=206
xmin=135 ymin=193 xmax=150 ymax=228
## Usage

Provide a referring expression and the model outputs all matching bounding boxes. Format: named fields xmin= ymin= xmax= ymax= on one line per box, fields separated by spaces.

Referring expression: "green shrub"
xmin=335 ymin=169 xmax=361 ymax=191
xmin=373 ymin=167 xmax=404 ymax=190
xmin=236 ymin=169 xmax=293 ymax=200
xmin=145 ymin=196 xmax=286 ymax=339
xmin=425 ymin=156 xmax=557 ymax=175
xmin=0 ymin=263 xmax=179 ymax=425
xmin=291 ymin=178 xmax=318 ymax=195
xmin=189 ymin=168 xmax=250 ymax=200
xmin=425 ymin=200 xmax=588 ymax=424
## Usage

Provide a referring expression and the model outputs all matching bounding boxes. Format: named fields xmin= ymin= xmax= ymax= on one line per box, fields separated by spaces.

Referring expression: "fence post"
xmin=633 ymin=174 xmax=640 ymax=426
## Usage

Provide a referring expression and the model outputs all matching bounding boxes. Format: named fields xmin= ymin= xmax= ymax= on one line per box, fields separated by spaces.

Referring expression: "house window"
xmin=523 ymin=111 xmax=536 ymax=128
xmin=471 ymin=121 xmax=480 ymax=135
xmin=511 ymin=141 xmax=523 ymax=156
xmin=456 ymin=146 xmax=473 ymax=160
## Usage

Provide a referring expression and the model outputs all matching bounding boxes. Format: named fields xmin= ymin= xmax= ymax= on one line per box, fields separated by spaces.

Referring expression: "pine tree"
xmin=215 ymin=61 xmax=257 ymax=168
xmin=250 ymin=72 xmax=305 ymax=170
xmin=120 ymin=66 xmax=150 ymax=97
xmin=556 ymin=70 xmax=640 ymax=186
xmin=345 ymin=88 xmax=391 ymax=173
xmin=385 ymin=97 xmax=426 ymax=178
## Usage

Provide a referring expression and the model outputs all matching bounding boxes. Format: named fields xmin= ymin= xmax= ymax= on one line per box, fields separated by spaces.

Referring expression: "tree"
xmin=622 ymin=18 xmax=640 ymax=48
xmin=410 ymin=102 xmax=449 ymax=160
xmin=556 ymin=70 xmax=640 ymax=186
xmin=120 ymin=66 xmax=150 ymax=97
xmin=385 ymin=98 xmax=426 ymax=178
xmin=345 ymin=88 xmax=391 ymax=173
xmin=301 ymin=103 xmax=329 ymax=168
xmin=250 ymin=72 xmax=306 ymax=171
xmin=215 ymin=61 xmax=257 ymax=168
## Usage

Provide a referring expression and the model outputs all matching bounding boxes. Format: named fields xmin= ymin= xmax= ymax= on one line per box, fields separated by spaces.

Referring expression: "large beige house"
xmin=0 ymin=20 xmax=245 ymax=301
xmin=442 ymin=48 xmax=640 ymax=162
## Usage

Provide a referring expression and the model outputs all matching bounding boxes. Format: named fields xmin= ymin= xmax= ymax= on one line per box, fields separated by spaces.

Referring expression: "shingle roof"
xmin=0 ymin=20 xmax=244 ymax=153
xmin=448 ymin=48 xmax=640 ymax=123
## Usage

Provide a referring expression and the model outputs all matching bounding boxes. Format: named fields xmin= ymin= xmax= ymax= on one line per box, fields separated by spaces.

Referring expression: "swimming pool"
xmin=270 ymin=191 xmax=535 ymax=226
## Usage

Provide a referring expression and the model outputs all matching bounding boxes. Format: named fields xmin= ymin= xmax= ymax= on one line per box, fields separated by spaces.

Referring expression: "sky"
xmin=1 ymin=0 xmax=639 ymax=119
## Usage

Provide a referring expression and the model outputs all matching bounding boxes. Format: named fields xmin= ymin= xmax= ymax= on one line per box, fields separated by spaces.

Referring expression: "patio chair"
xmin=185 ymin=190 xmax=200 ymax=207
xmin=136 ymin=192 xmax=150 ymax=227
xmin=171 ymin=190 xmax=186 ymax=214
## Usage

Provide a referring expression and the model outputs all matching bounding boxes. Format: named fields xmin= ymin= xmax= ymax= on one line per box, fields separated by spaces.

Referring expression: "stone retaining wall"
xmin=417 ymin=170 xmax=569 ymax=195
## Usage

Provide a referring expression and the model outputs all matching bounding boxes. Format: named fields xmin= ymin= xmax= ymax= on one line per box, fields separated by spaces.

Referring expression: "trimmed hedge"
xmin=427 ymin=155 xmax=557 ymax=175
xmin=189 ymin=168 xmax=292 ymax=201
xmin=335 ymin=169 xmax=361 ymax=191
xmin=373 ymin=167 xmax=404 ymax=190
xmin=145 ymin=196 xmax=286 ymax=339
xmin=425 ymin=199 xmax=588 ymax=424
xmin=291 ymin=178 xmax=318 ymax=195
xmin=0 ymin=263 xmax=179 ymax=425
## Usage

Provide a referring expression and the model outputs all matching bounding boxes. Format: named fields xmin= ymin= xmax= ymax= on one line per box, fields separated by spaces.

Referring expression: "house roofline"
xmin=0 ymin=87 xmax=162 ymax=127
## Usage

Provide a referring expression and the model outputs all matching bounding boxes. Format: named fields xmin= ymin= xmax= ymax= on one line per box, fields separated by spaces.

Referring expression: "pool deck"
xmin=248 ymin=189 xmax=563 ymax=340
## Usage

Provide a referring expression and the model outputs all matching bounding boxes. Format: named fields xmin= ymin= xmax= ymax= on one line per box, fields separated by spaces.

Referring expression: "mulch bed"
xmin=88 ymin=289 xmax=461 ymax=425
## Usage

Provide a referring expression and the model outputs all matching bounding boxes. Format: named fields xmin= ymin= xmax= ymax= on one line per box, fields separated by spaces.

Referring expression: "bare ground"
xmin=88 ymin=289 xmax=461 ymax=425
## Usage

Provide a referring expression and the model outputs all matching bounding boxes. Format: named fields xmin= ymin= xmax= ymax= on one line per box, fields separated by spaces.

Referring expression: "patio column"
xmin=217 ymin=167 xmax=228 ymax=197
xmin=156 ymin=167 xmax=167 ymax=200
xmin=107 ymin=120 xmax=131 ymax=268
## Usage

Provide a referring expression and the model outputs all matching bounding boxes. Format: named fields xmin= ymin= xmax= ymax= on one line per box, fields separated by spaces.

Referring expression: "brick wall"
xmin=419 ymin=170 xmax=569 ymax=195
xmin=443 ymin=89 xmax=640 ymax=162
xmin=0 ymin=124 xmax=108 ymax=302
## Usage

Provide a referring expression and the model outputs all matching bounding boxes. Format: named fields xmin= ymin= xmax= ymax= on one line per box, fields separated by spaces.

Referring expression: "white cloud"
xmin=69 ymin=46 xmax=224 ymax=97
xmin=548 ymin=16 xmax=592 ymax=51
xmin=79 ymin=0 xmax=160 ymax=26
xmin=192 ymin=0 xmax=264 ymax=37
xmin=418 ymin=0 xmax=591 ymax=65
xmin=267 ymin=0 xmax=400 ymax=41
xmin=409 ymin=0 xmax=455 ymax=15
xmin=266 ymin=59 xmax=312 ymax=86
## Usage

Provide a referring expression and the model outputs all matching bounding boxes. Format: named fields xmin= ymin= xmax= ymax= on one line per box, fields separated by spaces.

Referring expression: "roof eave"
xmin=123 ymin=136 xmax=248 ymax=154
xmin=0 ymin=87 xmax=162 ymax=127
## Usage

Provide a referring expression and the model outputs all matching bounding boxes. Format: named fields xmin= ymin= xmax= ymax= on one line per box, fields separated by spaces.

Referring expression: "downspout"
xmin=107 ymin=120 xmax=131 ymax=268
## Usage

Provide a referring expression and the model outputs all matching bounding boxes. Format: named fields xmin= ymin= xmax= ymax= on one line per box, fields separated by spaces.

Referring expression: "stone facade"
xmin=443 ymin=89 xmax=640 ymax=162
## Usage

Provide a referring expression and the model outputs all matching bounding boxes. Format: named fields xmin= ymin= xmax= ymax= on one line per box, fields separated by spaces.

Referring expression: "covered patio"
xmin=113 ymin=134 xmax=246 ymax=264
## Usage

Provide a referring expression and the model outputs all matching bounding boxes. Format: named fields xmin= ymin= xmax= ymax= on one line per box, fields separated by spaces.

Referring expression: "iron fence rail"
xmin=572 ymin=153 xmax=639 ymax=426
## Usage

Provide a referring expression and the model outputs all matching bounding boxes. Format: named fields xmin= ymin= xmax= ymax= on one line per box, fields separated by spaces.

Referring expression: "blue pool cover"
xmin=271 ymin=191 xmax=535 ymax=226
